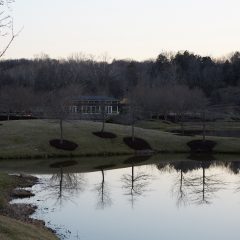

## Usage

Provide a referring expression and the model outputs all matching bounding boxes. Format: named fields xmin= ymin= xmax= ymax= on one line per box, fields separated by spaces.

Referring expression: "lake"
xmin=8 ymin=154 xmax=240 ymax=240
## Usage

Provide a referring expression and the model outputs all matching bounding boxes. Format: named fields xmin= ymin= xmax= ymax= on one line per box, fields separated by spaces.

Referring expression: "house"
xmin=69 ymin=96 xmax=120 ymax=115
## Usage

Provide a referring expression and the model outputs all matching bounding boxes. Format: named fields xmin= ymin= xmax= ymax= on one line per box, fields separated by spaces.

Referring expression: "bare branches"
xmin=122 ymin=165 xmax=151 ymax=207
xmin=0 ymin=0 xmax=22 ymax=58
xmin=0 ymin=22 xmax=23 ymax=58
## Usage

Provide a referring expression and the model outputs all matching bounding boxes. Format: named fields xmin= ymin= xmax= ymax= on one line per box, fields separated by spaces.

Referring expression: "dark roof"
xmin=73 ymin=96 xmax=119 ymax=101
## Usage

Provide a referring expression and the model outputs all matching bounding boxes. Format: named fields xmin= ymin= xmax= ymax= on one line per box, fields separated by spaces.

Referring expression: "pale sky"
xmin=3 ymin=0 xmax=240 ymax=60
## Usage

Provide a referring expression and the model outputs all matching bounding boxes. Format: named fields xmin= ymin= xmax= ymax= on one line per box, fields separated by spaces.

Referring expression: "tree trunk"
xmin=131 ymin=122 xmax=135 ymax=142
xmin=101 ymin=112 xmax=105 ymax=133
xmin=164 ymin=112 xmax=168 ymax=121
xmin=202 ymin=111 xmax=206 ymax=142
xmin=181 ymin=113 xmax=185 ymax=136
xmin=131 ymin=107 xmax=135 ymax=142
xmin=59 ymin=167 xmax=63 ymax=199
xmin=101 ymin=169 xmax=105 ymax=183
xmin=60 ymin=118 xmax=63 ymax=144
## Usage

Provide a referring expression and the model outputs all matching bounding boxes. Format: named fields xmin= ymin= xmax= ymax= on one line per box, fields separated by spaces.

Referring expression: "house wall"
xmin=69 ymin=100 xmax=119 ymax=115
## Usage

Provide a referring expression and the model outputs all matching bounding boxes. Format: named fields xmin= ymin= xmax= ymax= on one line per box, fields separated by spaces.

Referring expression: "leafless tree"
xmin=0 ymin=85 xmax=35 ymax=120
xmin=122 ymin=164 xmax=151 ymax=208
xmin=126 ymin=86 xmax=145 ymax=142
xmin=94 ymin=168 xmax=112 ymax=209
xmin=43 ymin=168 xmax=86 ymax=207
xmin=0 ymin=0 xmax=22 ymax=58
xmin=44 ymin=85 xmax=82 ymax=144
xmin=186 ymin=162 xmax=226 ymax=205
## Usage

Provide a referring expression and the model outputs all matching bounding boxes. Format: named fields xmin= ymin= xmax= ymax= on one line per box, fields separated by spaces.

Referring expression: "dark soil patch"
xmin=11 ymin=189 xmax=35 ymax=199
xmin=123 ymin=137 xmax=152 ymax=150
xmin=49 ymin=139 xmax=78 ymax=151
xmin=187 ymin=140 xmax=217 ymax=153
xmin=94 ymin=164 xmax=116 ymax=170
xmin=92 ymin=131 xmax=117 ymax=139
xmin=124 ymin=155 xmax=151 ymax=165
xmin=15 ymin=174 xmax=38 ymax=188
xmin=50 ymin=160 xmax=78 ymax=168
xmin=188 ymin=153 xmax=216 ymax=161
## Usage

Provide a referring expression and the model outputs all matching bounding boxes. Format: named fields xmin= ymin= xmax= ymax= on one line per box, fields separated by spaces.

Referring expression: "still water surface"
xmin=11 ymin=156 xmax=240 ymax=240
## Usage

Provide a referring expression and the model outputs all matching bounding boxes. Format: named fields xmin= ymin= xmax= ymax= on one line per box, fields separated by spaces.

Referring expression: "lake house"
xmin=69 ymin=96 xmax=120 ymax=115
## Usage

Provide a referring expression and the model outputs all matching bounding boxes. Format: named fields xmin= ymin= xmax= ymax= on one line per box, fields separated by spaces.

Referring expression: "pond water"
xmin=9 ymin=155 xmax=240 ymax=240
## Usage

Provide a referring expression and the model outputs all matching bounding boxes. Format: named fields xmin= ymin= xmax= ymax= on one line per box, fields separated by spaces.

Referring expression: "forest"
xmin=0 ymin=51 xmax=240 ymax=118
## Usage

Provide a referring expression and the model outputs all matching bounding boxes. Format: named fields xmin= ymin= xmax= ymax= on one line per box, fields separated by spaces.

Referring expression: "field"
xmin=0 ymin=119 xmax=239 ymax=159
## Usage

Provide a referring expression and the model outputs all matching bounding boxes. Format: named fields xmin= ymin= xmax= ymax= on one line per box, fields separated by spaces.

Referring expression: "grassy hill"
xmin=0 ymin=215 xmax=58 ymax=240
xmin=0 ymin=119 xmax=239 ymax=159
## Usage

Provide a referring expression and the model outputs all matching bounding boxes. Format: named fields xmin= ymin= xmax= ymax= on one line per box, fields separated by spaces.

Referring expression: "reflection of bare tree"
xmin=172 ymin=168 xmax=193 ymax=207
xmin=44 ymin=168 xmax=86 ymax=206
xmin=186 ymin=162 xmax=226 ymax=205
xmin=122 ymin=164 xmax=151 ymax=208
xmin=94 ymin=169 xmax=112 ymax=209
xmin=164 ymin=160 xmax=226 ymax=206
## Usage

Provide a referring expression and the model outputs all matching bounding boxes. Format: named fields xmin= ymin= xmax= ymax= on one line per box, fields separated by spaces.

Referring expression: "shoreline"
xmin=0 ymin=173 xmax=58 ymax=239
xmin=1 ymin=149 xmax=240 ymax=161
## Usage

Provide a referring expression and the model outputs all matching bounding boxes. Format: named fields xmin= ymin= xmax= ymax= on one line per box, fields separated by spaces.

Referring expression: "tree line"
xmin=0 ymin=51 xmax=239 ymax=104
xmin=0 ymin=51 xmax=240 ymax=126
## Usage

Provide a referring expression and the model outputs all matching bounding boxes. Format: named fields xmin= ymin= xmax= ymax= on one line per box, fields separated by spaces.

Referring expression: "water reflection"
xmin=43 ymin=161 xmax=86 ymax=206
xmin=158 ymin=156 xmax=227 ymax=206
xmin=94 ymin=165 xmax=114 ymax=209
xmin=122 ymin=160 xmax=151 ymax=208
xmin=10 ymin=155 xmax=240 ymax=240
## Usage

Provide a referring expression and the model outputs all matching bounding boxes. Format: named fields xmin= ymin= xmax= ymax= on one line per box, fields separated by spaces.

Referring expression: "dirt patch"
xmin=94 ymin=164 xmax=116 ymax=170
xmin=13 ymin=174 xmax=38 ymax=188
xmin=188 ymin=153 xmax=216 ymax=161
xmin=0 ymin=175 xmax=40 ymax=224
xmin=187 ymin=140 xmax=217 ymax=153
xmin=11 ymin=189 xmax=35 ymax=199
xmin=124 ymin=155 xmax=151 ymax=164
xmin=49 ymin=139 xmax=78 ymax=151
xmin=50 ymin=160 xmax=78 ymax=168
xmin=92 ymin=131 xmax=117 ymax=139
xmin=123 ymin=137 xmax=152 ymax=150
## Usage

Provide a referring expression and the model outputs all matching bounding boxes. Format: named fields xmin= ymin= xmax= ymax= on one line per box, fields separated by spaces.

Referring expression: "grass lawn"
xmin=0 ymin=173 xmax=58 ymax=240
xmin=0 ymin=119 xmax=239 ymax=159
xmin=136 ymin=119 xmax=240 ymax=131
xmin=0 ymin=215 xmax=58 ymax=240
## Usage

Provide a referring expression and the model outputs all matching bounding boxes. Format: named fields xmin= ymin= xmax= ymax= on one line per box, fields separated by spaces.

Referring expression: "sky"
xmin=2 ymin=0 xmax=240 ymax=60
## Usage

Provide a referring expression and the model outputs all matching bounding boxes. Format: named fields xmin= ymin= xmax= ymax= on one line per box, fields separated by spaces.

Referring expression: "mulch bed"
xmin=123 ymin=137 xmax=152 ymax=150
xmin=94 ymin=164 xmax=116 ymax=170
xmin=92 ymin=131 xmax=117 ymax=139
xmin=124 ymin=155 xmax=151 ymax=164
xmin=187 ymin=140 xmax=217 ymax=153
xmin=11 ymin=189 xmax=35 ymax=199
xmin=188 ymin=153 xmax=216 ymax=161
xmin=50 ymin=160 xmax=78 ymax=168
xmin=49 ymin=139 xmax=78 ymax=151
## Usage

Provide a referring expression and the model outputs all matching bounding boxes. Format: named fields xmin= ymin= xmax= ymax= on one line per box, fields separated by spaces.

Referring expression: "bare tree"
xmin=186 ymin=161 xmax=226 ymax=205
xmin=126 ymin=86 xmax=145 ymax=142
xmin=0 ymin=85 xmax=35 ymax=120
xmin=44 ymin=85 xmax=82 ymax=144
xmin=122 ymin=164 xmax=151 ymax=208
xmin=0 ymin=0 xmax=22 ymax=58
xmin=43 ymin=168 xmax=85 ymax=207
xmin=94 ymin=168 xmax=112 ymax=209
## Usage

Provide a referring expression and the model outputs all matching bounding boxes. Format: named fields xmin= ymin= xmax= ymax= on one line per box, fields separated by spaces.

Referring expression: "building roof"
xmin=73 ymin=96 xmax=119 ymax=101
